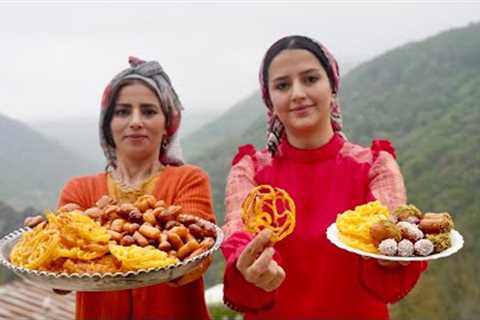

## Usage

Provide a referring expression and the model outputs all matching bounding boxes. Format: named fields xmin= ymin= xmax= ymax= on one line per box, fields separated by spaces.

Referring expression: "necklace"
xmin=107 ymin=164 xmax=165 ymax=203
xmin=109 ymin=162 xmax=164 ymax=192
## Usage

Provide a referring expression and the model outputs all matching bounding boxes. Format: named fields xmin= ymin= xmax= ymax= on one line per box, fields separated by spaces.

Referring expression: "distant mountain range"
xmin=0 ymin=114 xmax=96 ymax=210
xmin=30 ymin=109 xmax=218 ymax=170
xmin=181 ymin=92 xmax=264 ymax=161
xmin=185 ymin=22 xmax=479 ymax=320
xmin=31 ymin=116 xmax=105 ymax=169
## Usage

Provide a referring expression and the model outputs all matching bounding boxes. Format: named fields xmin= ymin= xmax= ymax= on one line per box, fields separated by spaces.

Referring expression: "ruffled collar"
xmin=279 ymin=133 xmax=344 ymax=163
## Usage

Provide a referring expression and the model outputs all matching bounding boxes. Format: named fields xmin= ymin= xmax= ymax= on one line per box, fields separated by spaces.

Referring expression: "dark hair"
xmin=102 ymin=78 xmax=163 ymax=149
xmin=262 ymin=35 xmax=336 ymax=93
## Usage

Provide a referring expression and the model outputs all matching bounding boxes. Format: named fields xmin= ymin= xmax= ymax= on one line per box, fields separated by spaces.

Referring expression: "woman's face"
xmin=268 ymin=49 xmax=334 ymax=137
xmin=110 ymin=82 xmax=166 ymax=162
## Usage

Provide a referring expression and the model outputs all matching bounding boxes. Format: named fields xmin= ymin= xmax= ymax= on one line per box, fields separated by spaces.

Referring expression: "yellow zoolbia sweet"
xmin=109 ymin=244 xmax=178 ymax=270
xmin=336 ymin=201 xmax=390 ymax=253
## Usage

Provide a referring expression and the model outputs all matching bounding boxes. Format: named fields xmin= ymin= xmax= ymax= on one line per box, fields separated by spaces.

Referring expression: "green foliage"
xmin=208 ymin=304 xmax=241 ymax=320
xmin=184 ymin=22 xmax=480 ymax=318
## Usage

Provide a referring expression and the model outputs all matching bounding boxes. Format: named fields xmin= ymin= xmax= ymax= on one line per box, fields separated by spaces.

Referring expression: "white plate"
xmin=326 ymin=223 xmax=464 ymax=262
xmin=0 ymin=215 xmax=224 ymax=292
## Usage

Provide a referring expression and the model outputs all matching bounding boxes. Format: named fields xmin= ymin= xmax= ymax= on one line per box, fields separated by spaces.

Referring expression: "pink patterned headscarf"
xmin=259 ymin=35 xmax=343 ymax=155
xmin=99 ymin=56 xmax=184 ymax=168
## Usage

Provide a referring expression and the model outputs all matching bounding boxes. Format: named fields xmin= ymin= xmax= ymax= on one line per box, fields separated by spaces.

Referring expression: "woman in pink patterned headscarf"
xmin=221 ymin=36 xmax=427 ymax=320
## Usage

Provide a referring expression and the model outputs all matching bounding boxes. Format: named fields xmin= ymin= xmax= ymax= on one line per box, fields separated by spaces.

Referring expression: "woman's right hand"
xmin=236 ymin=229 xmax=286 ymax=292
xmin=24 ymin=203 xmax=83 ymax=228
xmin=23 ymin=215 xmax=45 ymax=228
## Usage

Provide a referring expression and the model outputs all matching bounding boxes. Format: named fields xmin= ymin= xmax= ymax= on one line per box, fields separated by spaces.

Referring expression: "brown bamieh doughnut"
xmin=419 ymin=212 xmax=453 ymax=234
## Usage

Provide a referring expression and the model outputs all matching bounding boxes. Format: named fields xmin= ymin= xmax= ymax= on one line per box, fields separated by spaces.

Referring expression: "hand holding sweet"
xmin=236 ymin=229 xmax=285 ymax=292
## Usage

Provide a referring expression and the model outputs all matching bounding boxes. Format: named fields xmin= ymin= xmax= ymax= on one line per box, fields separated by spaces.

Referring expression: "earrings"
xmin=330 ymin=94 xmax=337 ymax=109
xmin=161 ymin=137 xmax=169 ymax=150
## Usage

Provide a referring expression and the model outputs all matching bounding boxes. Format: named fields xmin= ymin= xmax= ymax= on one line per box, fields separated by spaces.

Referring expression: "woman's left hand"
xmin=362 ymin=256 xmax=410 ymax=269
xmin=376 ymin=259 xmax=410 ymax=269
xmin=167 ymin=256 xmax=212 ymax=287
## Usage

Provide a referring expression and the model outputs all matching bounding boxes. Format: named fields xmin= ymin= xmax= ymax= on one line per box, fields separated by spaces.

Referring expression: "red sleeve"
xmin=359 ymin=259 xmax=428 ymax=303
xmin=367 ymin=149 xmax=407 ymax=212
xmin=221 ymin=231 xmax=278 ymax=313
xmin=363 ymin=140 xmax=427 ymax=302
xmin=223 ymin=146 xmax=258 ymax=239
xmin=222 ymin=147 xmax=281 ymax=312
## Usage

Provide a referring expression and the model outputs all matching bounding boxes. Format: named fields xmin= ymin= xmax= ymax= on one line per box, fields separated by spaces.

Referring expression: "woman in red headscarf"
xmin=221 ymin=36 xmax=427 ymax=320
xmin=58 ymin=57 xmax=215 ymax=320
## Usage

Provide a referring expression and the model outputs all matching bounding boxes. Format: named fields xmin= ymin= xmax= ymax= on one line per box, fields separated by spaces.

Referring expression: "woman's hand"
xmin=167 ymin=256 xmax=212 ymax=287
xmin=377 ymin=259 xmax=410 ymax=269
xmin=23 ymin=215 xmax=45 ymax=228
xmin=24 ymin=203 xmax=82 ymax=228
xmin=236 ymin=229 xmax=285 ymax=292
xmin=362 ymin=256 xmax=410 ymax=269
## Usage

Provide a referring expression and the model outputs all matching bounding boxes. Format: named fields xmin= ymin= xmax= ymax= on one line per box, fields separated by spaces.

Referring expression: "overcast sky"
xmin=0 ymin=1 xmax=479 ymax=123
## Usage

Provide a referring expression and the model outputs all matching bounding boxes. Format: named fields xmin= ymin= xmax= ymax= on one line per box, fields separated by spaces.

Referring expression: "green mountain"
xmin=32 ymin=116 xmax=105 ymax=170
xmin=181 ymin=92 xmax=264 ymax=161
xmin=0 ymin=114 xmax=96 ymax=210
xmin=186 ymin=22 xmax=480 ymax=319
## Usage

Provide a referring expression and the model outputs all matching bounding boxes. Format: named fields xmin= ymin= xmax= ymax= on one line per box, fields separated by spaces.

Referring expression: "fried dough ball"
xmin=134 ymin=195 xmax=157 ymax=212
xmin=370 ymin=220 xmax=402 ymax=246
xmin=84 ymin=207 xmax=104 ymax=220
xmin=96 ymin=195 xmax=116 ymax=209
xmin=419 ymin=212 xmax=454 ymax=234
xmin=58 ymin=203 xmax=82 ymax=213
xmin=396 ymin=221 xmax=424 ymax=242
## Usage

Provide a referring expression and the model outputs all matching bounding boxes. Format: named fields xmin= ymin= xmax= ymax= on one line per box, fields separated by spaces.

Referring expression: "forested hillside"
xmin=0 ymin=114 xmax=96 ymax=210
xmin=182 ymin=92 xmax=264 ymax=161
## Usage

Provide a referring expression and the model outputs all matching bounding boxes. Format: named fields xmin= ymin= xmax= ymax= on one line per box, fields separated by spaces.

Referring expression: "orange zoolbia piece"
xmin=241 ymin=185 xmax=296 ymax=243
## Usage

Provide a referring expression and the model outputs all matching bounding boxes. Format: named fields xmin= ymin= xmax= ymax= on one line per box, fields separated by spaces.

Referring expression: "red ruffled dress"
xmin=221 ymin=133 xmax=427 ymax=320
